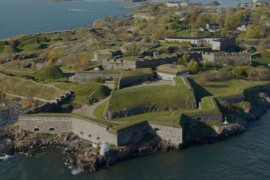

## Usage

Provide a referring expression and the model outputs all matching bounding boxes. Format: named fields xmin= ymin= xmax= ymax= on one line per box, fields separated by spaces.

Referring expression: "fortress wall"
xmin=72 ymin=119 xmax=118 ymax=145
xmin=19 ymin=116 xmax=157 ymax=146
xmin=218 ymin=95 xmax=246 ymax=104
xmin=117 ymin=122 xmax=151 ymax=146
xmin=118 ymin=74 xmax=156 ymax=89
xmin=149 ymin=124 xmax=183 ymax=145
xmin=26 ymin=91 xmax=74 ymax=114
xmin=73 ymin=72 xmax=120 ymax=83
xmin=19 ymin=116 xmax=73 ymax=134
xmin=188 ymin=114 xmax=223 ymax=122
xmin=202 ymin=53 xmax=251 ymax=65
xmin=135 ymin=56 xmax=179 ymax=69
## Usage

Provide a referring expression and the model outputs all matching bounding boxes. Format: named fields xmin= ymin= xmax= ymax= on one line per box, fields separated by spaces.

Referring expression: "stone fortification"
xmin=19 ymin=115 xmax=184 ymax=146
xmin=202 ymin=52 xmax=251 ymax=65
xmin=163 ymin=37 xmax=235 ymax=51
xmin=149 ymin=124 xmax=183 ymax=145
xmin=73 ymin=72 xmax=120 ymax=83
xmin=26 ymin=91 xmax=74 ymax=114
xmin=103 ymin=52 xmax=202 ymax=70
xmin=118 ymin=73 xmax=156 ymax=89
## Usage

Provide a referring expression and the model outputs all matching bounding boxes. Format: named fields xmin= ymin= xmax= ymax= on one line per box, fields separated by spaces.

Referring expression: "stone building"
xmin=202 ymin=52 xmax=251 ymax=65
xmin=163 ymin=37 xmax=236 ymax=51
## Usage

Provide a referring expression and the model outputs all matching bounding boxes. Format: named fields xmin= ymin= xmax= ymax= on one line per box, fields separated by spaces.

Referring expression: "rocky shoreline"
xmin=0 ymin=91 xmax=270 ymax=174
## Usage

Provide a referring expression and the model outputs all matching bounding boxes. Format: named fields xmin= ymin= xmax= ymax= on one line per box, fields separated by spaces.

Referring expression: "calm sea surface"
xmin=1 ymin=0 xmax=268 ymax=180
xmin=0 ymin=0 xmax=251 ymax=40
xmin=1 ymin=110 xmax=270 ymax=180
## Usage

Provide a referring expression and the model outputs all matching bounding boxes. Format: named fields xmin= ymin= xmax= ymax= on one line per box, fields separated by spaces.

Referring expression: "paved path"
xmin=72 ymin=96 xmax=110 ymax=119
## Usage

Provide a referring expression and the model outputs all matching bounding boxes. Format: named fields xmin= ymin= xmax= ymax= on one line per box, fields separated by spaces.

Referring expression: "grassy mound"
xmin=120 ymin=68 xmax=154 ymax=79
xmin=0 ymin=74 xmax=64 ymax=100
xmin=33 ymin=66 xmax=67 ymax=81
xmin=55 ymin=82 xmax=111 ymax=104
xmin=108 ymin=77 xmax=196 ymax=115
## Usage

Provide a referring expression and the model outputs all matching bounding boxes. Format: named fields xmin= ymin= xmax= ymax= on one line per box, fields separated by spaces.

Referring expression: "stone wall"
xmin=187 ymin=114 xmax=223 ymax=122
xmin=135 ymin=56 xmax=179 ymax=69
xmin=149 ymin=124 xmax=183 ymax=145
xmin=19 ymin=116 xmax=152 ymax=146
xmin=71 ymin=118 xmax=118 ymax=145
xmin=117 ymin=122 xmax=152 ymax=145
xmin=102 ymin=59 xmax=136 ymax=70
xmin=19 ymin=115 xmax=184 ymax=146
xmin=118 ymin=73 xmax=156 ymax=89
xmin=73 ymin=72 xmax=120 ymax=83
xmin=239 ymin=39 xmax=270 ymax=48
xmin=19 ymin=116 xmax=73 ymax=134
xmin=202 ymin=52 xmax=251 ymax=65
xmin=26 ymin=91 xmax=74 ymax=114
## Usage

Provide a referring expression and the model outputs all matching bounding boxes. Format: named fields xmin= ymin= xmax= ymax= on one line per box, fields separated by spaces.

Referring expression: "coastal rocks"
xmin=0 ymin=100 xmax=22 ymax=126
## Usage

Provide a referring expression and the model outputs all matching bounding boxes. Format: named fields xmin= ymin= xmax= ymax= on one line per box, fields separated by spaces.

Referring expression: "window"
xmin=89 ymin=134 xmax=92 ymax=137
xmin=49 ymin=128 xmax=55 ymax=132
xmin=34 ymin=128 xmax=40 ymax=132
xmin=80 ymin=131 xmax=84 ymax=135
xmin=97 ymin=137 xmax=100 ymax=140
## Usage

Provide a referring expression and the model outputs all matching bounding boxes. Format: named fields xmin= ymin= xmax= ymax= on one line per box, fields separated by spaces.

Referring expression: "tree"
xmin=217 ymin=67 xmax=233 ymax=79
xmin=232 ymin=66 xmax=248 ymax=79
xmin=259 ymin=40 xmax=267 ymax=56
xmin=256 ymin=66 xmax=270 ymax=81
xmin=178 ymin=53 xmax=190 ymax=66
xmin=187 ymin=60 xmax=199 ymax=74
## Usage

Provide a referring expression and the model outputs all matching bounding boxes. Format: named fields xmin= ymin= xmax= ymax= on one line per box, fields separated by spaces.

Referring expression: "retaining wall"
xmin=149 ymin=124 xmax=183 ymax=145
xmin=19 ymin=115 xmax=184 ymax=146
xmin=73 ymin=72 xmax=120 ymax=83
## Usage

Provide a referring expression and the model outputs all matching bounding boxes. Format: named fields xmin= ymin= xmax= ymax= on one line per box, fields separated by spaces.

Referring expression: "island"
xmin=1 ymin=0 xmax=270 ymax=174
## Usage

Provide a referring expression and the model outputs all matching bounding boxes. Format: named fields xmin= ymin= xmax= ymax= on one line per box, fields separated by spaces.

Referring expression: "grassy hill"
xmin=33 ymin=65 xmax=67 ymax=81
xmin=0 ymin=74 xmax=64 ymax=100
xmin=108 ymin=77 xmax=196 ymax=116
xmin=55 ymin=82 xmax=111 ymax=104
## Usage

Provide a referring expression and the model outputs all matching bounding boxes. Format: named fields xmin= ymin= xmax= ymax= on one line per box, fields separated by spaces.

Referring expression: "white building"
xmin=157 ymin=64 xmax=189 ymax=80
xmin=237 ymin=25 xmax=247 ymax=31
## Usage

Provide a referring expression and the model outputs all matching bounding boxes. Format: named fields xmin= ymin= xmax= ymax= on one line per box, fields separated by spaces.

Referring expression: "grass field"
xmin=55 ymin=82 xmax=111 ymax=104
xmin=120 ymin=68 xmax=154 ymax=79
xmin=0 ymin=74 xmax=64 ymax=100
xmin=33 ymin=66 xmax=67 ymax=82
xmin=93 ymin=99 xmax=109 ymax=119
xmin=191 ymin=76 xmax=270 ymax=98
xmin=114 ymin=111 xmax=182 ymax=127
xmin=252 ymin=57 xmax=270 ymax=67
xmin=108 ymin=77 xmax=196 ymax=114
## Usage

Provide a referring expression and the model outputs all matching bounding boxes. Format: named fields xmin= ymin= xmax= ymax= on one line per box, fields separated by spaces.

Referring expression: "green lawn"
xmin=114 ymin=111 xmax=182 ymax=127
xmin=0 ymin=74 xmax=64 ymax=100
xmin=55 ymin=82 xmax=111 ymax=104
xmin=191 ymin=76 xmax=270 ymax=98
xmin=108 ymin=77 xmax=196 ymax=115
xmin=175 ymin=30 xmax=191 ymax=37
xmin=93 ymin=99 xmax=109 ymax=119
xmin=120 ymin=68 xmax=154 ymax=79
xmin=252 ymin=57 xmax=270 ymax=67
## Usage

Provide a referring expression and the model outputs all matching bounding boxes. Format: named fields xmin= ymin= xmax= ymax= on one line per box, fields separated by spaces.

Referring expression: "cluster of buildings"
xmin=240 ymin=0 xmax=270 ymax=9
xmin=162 ymin=37 xmax=236 ymax=51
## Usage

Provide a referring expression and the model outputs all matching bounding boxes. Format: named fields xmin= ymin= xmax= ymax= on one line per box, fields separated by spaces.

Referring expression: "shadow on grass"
xmin=188 ymin=78 xmax=212 ymax=103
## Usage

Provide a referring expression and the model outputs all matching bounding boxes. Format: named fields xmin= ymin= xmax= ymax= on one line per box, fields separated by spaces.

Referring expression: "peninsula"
xmin=1 ymin=1 xmax=270 ymax=174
